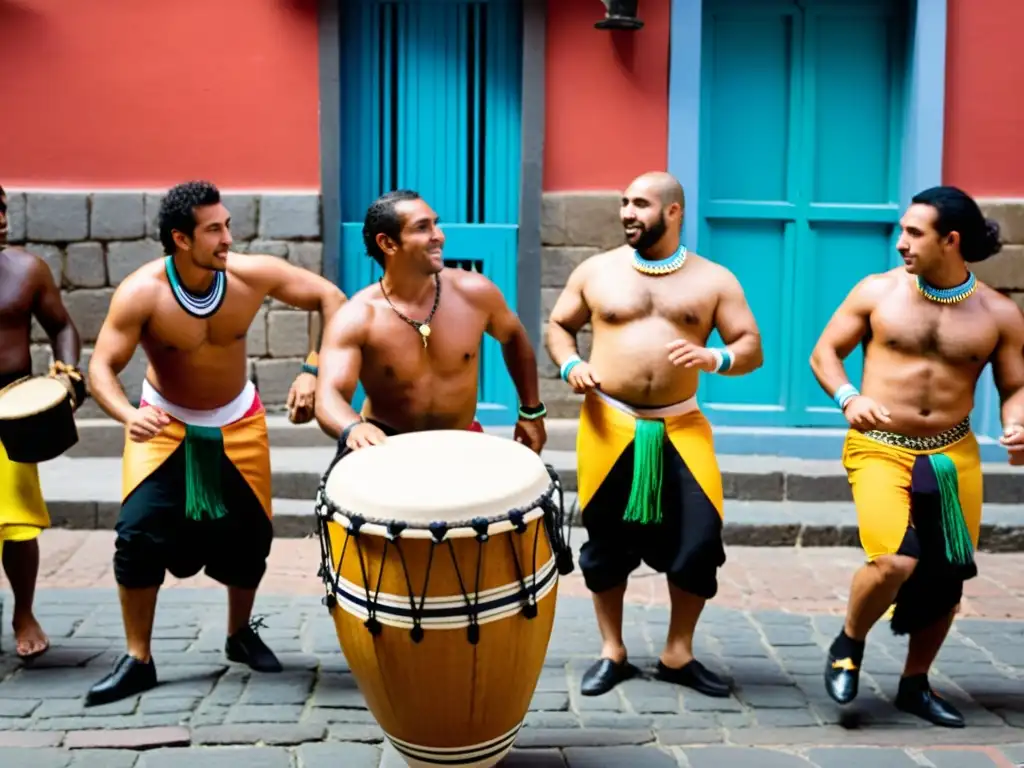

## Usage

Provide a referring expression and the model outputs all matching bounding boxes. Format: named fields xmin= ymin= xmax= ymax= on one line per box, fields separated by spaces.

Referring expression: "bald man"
xmin=546 ymin=172 xmax=763 ymax=698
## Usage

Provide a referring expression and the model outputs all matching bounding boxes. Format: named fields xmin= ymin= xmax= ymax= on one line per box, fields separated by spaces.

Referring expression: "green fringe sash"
xmin=184 ymin=424 xmax=229 ymax=522
xmin=622 ymin=418 xmax=666 ymax=525
xmin=927 ymin=453 xmax=974 ymax=566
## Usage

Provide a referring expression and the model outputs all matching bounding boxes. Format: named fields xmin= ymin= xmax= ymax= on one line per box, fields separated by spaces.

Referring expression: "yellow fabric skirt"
xmin=121 ymin=409 xmax=272 ymax=519
xmin=0 ymin=437 xmax=49 ymax=544
xmin=842 ymin=426 xmax=982 ymax=562
xmin=576 ymin=391 xmax=724 ymax=520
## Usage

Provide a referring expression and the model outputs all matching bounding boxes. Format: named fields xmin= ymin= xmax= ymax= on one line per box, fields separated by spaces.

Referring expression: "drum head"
xmin=324 ymin=430 xmax=553 ymax=523
xmin=0 ymin=376 xmax=68 ymax=419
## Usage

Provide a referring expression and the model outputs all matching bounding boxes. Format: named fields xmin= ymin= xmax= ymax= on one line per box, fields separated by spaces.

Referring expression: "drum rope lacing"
xmin=314 ymin=457 xmax=575 ymax=645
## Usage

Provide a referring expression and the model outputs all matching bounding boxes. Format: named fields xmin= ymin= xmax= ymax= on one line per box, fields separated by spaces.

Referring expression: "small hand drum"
xmin=315 ymin=429 xmax=574 ymax=768
xmin=0 ymin=375 xmax=79 ymax=463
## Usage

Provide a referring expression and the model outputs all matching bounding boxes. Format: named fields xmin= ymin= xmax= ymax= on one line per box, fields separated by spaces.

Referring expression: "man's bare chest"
xmin=0 ymin=262 xmax=34 ymax=327
xmin=145 ymin=293 xmax=262 ymax=352
xmin=871 ymin=304 xmax=998 ymax=363
xmin=588 ymin=274 xmax=714 ymax=329
xmin=366 ymin=309 xmax=488 ymax=380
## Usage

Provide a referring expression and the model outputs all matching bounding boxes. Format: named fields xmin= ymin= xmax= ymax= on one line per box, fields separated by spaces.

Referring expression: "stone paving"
xmin=1 ymin=534 xmax=1024 ymax=766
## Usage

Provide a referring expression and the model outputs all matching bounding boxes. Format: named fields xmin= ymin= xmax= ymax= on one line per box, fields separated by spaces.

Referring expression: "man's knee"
xmin=667 ymin=568 xmax=718 ymax=601
xmin=579 ymin=541 xmax=637 ymax=594
xmin=205 ymin=515 xmax=272 ymax=590
xmin=871 ymin=553 xmax=917 ymax=586
xmin=113 ymin=533 xmax=167 ymax=589
xmin=205 ymin=554 xmax=268 ymax=591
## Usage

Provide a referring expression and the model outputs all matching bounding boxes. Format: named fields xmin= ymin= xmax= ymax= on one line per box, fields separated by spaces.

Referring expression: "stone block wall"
xmin=539 ymin=192 xmax=622 ymax=417
xmin=4 ymin=190 xmax=323 ymax=417
xmin=10 ymin=189 xmax=1022 ymax=422
xmin=974 ymin=200 xmax=1024 ymax=309
xmin=535 ymin=193 xmax=1024 ymax=418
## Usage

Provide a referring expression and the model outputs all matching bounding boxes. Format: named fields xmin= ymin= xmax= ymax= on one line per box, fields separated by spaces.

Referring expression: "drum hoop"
xmin=316 ymin=479 xmax=556 ymax=540
xmin=0 ymin=375 xmax=68 ymax=420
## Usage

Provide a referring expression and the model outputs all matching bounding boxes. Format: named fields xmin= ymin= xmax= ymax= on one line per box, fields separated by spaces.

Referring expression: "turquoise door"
xmin=338 ymin=0 xmax=523 ymax=426
xmin=696 ymin=0 xmax=908 ymax=427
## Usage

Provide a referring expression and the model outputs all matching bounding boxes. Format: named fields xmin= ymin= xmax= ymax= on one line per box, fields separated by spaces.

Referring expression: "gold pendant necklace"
xmin=380 ymin=274 xmax=441 ymax=348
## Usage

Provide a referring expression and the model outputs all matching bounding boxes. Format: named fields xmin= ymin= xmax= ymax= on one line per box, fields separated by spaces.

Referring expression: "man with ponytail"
xmin=810 ymin=185 xmax=1024 ymax=727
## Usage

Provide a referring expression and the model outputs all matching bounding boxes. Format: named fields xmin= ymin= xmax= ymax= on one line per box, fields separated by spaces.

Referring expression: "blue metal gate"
xmin=338 ymin=0 xmax=523 ymax=425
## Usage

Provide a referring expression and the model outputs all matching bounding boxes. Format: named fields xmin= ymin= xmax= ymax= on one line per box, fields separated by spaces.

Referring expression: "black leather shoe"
xmin=894 ymin=676 xmax=965 ymax=728
xmin=85 ymin=653 xmax=157 ymax=707
xmin=226 ymin=622 xmax=283 ymax=673
xmin=580 ymin=658 xmax=637 ymax=696
xmin=824 ymin=654 xmax=860 ymax=705
xmin=655 ymin=659 xmax=730 ymax=698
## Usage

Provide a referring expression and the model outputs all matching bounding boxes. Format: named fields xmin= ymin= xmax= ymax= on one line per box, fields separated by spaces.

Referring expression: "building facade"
xmin=2 ymin=0 xmax=1022 ymax=458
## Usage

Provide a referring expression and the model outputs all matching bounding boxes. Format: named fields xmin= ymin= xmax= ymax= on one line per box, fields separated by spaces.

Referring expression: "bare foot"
xmin=13 ymin=613 xmax=49 ymax=660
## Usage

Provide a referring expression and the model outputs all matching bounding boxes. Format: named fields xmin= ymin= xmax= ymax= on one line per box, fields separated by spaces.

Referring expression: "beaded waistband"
xmin=861 ymin=417 xmax=971 ymax=452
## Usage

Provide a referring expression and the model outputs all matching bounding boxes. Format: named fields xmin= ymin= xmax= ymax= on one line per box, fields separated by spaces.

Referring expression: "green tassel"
xmin=927 ymin=453 xmax=974 ymax=566
xmin=184 ymin=424 xmax=229 ymax=522
xmin=622 ymin=418 xmax=666 ymax=525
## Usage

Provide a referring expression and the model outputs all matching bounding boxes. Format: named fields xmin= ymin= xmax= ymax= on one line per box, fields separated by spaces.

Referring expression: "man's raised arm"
xmin=88 ymin=279 xmax=153 ymax=425
xmin=314 ymin=301 xmax=372 ymax=441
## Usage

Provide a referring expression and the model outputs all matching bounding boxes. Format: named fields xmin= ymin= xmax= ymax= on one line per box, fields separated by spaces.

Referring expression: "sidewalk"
xmin=1 ymin=534 xmax=1024 ymax=766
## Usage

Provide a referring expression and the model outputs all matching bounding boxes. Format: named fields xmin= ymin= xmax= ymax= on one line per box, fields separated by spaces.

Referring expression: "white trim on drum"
xmin=385 ymin=720 xmax=521 ymax=767
xmin=332 ymin=555 xmax=559 ymax=630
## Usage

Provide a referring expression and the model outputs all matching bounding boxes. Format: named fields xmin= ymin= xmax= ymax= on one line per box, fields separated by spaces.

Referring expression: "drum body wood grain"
xmin=0 ymin=376 xmax=78 ymax=464
xmin=316 ymin=430 xmax=574 ymax=768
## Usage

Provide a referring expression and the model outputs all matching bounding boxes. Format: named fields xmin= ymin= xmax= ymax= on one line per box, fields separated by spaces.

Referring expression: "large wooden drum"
xmin=0 ymin=375 xmax=79 ymax=464
xmin=315 ymin=429 xmax=574 ymax=768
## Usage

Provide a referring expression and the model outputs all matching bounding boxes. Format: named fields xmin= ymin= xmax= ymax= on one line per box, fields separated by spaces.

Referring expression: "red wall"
xmin=0 ymin=0 xmax=320 ymax=190
xmin=943 ymin=0 xmax=1024 ymax=196
xmin=543 ymin=0 xmax=670 ymax=191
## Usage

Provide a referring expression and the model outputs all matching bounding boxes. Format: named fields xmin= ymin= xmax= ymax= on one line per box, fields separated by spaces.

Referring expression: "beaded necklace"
xmin=917 ymin=272 xmax=977 ymax=305
xmin=165 ymin=256 xmax=227 ymax=318
xmin=632 ymin=244 xmax=687 ymax=276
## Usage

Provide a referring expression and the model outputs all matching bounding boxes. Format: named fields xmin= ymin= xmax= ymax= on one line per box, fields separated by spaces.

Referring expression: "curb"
xmin=41 ymin=500 xmax=1024 ymax=552
xmin=267 ymin=466 xmax=1024 ymax=504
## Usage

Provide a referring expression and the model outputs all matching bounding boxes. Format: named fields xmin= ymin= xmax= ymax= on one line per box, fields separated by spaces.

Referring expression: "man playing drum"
xmin=85 ymin=181 xmax=346 ymax=705
xmin=811 ymin=186 xmax=1024 ymax=727
xmin=314 ymin=189 xmax=547 ymax=453
xmin=0 ymin=184 xmax=86 ymax=660
xmin=546 ymin=171 xmax=764 ymax=698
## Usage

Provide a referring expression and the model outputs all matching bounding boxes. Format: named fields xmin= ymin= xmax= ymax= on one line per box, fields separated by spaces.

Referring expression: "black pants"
xmin=114 ymin=444 xmax=273 ymax=589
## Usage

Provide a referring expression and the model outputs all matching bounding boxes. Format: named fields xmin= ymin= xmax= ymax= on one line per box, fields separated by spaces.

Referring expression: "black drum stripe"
xmin=334 ymin=561 xmax=557 ymax=620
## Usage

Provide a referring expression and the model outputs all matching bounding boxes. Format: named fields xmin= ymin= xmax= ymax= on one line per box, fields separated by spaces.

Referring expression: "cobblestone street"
xmin=1 ymin=532 xmax=1023 ymax=767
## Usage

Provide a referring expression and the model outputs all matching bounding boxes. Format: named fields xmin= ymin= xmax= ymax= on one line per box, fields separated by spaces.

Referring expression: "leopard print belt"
xmin=861 ymin=417 xmax=971 ymax=451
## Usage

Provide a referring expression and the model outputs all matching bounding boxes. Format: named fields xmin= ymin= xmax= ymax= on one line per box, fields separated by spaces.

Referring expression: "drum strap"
xmin=184 ymin=424 xmax=229 ymax=521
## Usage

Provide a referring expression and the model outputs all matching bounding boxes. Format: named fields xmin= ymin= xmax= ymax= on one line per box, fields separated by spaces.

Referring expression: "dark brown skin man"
xmin=811 ymin=185 xmax=1024 ymax=727
xmin=546 ymin=171 xmax=763 ymax=698
xmin=0 ymin=184 xmax=84 ymax=661
xmin=86 ymin=181 xmax=346 ymax=705
xmin=315 ymin=189 xmax=547 ymax=454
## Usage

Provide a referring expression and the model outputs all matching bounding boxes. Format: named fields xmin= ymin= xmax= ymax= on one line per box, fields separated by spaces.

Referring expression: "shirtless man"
xmin=811 ymin=185 xmax=1024 ymax=727
xmin=0 ymin=184 xmax=86 ymax=661
xmin=314 ymin=189 xmax=547 ymax=453
xmin=85 ymin=180 xmax=346 ymax=705
xmin=546 ymin=171 xmax=763 ymax=697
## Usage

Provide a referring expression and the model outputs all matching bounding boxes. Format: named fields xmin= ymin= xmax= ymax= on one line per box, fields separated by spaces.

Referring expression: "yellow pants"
xmin=842 ymin=423 xmax=981 ymax=634
xmin=0 ymin=437 xmax=50 ymax=545
xmin=575 ymin=390 xmax=726 ymax=598
xmin=842 ymin=426 xmax=982 ymax=561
